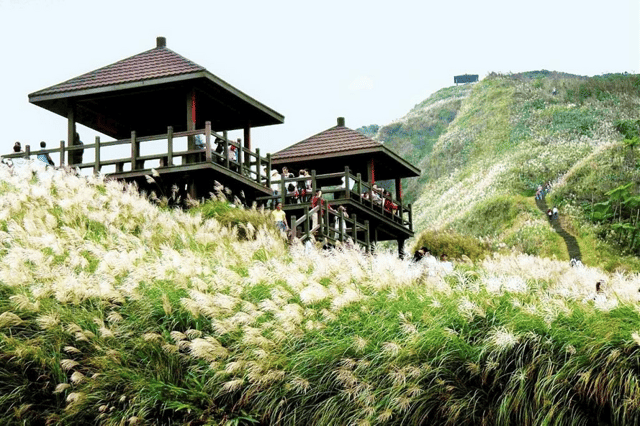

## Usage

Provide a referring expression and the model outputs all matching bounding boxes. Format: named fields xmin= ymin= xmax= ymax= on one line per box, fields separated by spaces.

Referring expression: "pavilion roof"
xmin=30 ymin=45 xmax=206 ymax=97
xmin=28 ymin=37 xmax=284 ymax=139
xmin=272 ymin=119 xmax=420 ymax=180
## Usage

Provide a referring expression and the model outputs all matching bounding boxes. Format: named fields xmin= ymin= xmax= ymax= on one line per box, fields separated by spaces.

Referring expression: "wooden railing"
xmin=289 ymin=204 xmax=371 ymax=251
xmin=2 ymin=121 xmax=273 ymax=189
xmin=258 ymin=166 xmax=413 ymax=232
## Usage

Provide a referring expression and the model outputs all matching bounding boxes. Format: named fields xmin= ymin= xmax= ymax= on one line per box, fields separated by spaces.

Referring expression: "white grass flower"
xmin=486 ymin=326 xmax=519 ymax=352
xmin=221 ymin=378 xmax=244 ymax=393
xmin=632 ymin=332 xmax=640 ymax=347
xmin=289 ymin=376 xmax=310 ymax=394
xmin=60 ymin=359 xmax=79 ymax=371
xmin=143 ymin=333 xmax=163 ymax=342
xmin=63 ymin=346 xmax=81 ymax=354
xmin=70 ymin=371 xmax=86 ymax=384
xmin=189 ymin=337 xmax=229 ymax=362
xmin=0 ymin=311 xmax=23 ymax=328
xmin=36 ymin=313 xmax=60 ymax=330
xmin=9 ymin=294 xmax=40 ymax=312
xmin=53 ymin=383 xmax=71 ymax=394
xmin=381 ymin=342 xmax=402 ymax=357
xmin=353 ymin=336 xmax=368 ymax=353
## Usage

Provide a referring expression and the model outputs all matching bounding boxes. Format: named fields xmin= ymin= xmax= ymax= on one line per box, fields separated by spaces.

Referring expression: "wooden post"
xmin=186 ymin=89 xmax=196 ymax=164
xmin=266 ymin=153 xmax=272 ymax=188
xmin=356 ymin=173 xmax=362 ymax=196
xmin=398 ymin=238 xmax=406 ymax=259
xmin=304 ymin=206 xmax=310 ymax=236
xmin=311 ymin=170 xmax=317 ymax=195
xmin=224 ymin=137 xmax=230 ymax=169
xmin=25 ymin=145 xmax=30 ymax=158
xmin=237 ymin=138 xmax=243 ymax=175
xmin=290 ymin=215 xmax=297 ymax=243
xmin=67 ymin=104 xmax=75 ymax=165
xmin=205 ymin=121 xmax=212 ymax=163
xmin=364 ymin=220 xmax=370 ymax=252
xmin=59 ymin=140 xmax=66 ymax=167
xmin=339 ymin=212 xmax=344 ymax=242
xmin=243 ymin=124 xmax=251 ymax=166
xmin=167 ymin=126 xmax=174 ymax=166
xmin=94 ymin=136 xmax=101 ymax=174
xmin=344 ymin=166 xmax=350 ymax=199
xmin=352 ymin=213 xmax=357 ymax=242
xmin=323 ymin=204 xmax=330 ymax=238
xmin=131 ymin=131 xmax=138 ymax=170
xmin=255 ymin=148 xmax=261 ymax=184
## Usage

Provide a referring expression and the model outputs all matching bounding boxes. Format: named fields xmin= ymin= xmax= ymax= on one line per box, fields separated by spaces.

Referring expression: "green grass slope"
xmin=387 ymin=73 xmax=640 ymax=271
xmin=1 ymin=163 xmax=640 ymax=425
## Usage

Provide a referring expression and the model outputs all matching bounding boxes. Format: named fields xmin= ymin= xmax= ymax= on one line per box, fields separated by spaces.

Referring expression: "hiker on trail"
xmin=37 ymin=141 xmax=55 ymax=166
xmin=272 ymin=202 xmax=288 ymax=233
xmin=13 ymin=142 xmax=22 ymax=153
xmin=552 ymin=206 xmax=558 ymax=220
xmin=547 ymin=209 xmax=553 ymax=221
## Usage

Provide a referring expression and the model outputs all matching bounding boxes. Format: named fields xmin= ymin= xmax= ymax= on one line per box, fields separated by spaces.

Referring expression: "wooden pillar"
xmin=398 ymin=238 xmax=406 ymax=259
xmin=243 ymin=123 xmax=251 ymax=166
xmin=167 ymin=126 xmax=174 ymax=166
xmin=93 ymin=136 xmax=101 ymax=174
xmin=395 ymin=178 xmax=403 ymax=202
xmin=205 ymin=121 xmax=212 ymax=163
xmin=186 ymin=88 xmax=196 ymax=163
xmin=67 ymin=105 xmax=75 ymax=165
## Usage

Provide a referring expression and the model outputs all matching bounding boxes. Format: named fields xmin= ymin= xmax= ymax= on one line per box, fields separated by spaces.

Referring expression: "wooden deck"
xmin=257 ymin=168 xmax=414 ymax=250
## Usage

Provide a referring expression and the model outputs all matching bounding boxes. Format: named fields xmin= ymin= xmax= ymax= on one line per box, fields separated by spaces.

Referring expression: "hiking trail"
xmin=535 ymin=196 xmax=582 ymax=261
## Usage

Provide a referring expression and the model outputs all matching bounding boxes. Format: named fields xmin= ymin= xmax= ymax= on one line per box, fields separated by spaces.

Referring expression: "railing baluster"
xmin=59 ymin=140 xmax=66 ymax=167
xmin=255 ymin=148 xmax=261 ymax=184
xmin=131 ymin=131 xmax=137 ymax=170
xmin=167 ymin=126 xmax=174 ymax=166
xmin=94 ymin=136 xmax=101 ymax=174
xmin=205 ymin=122 xmax=212 ymax=163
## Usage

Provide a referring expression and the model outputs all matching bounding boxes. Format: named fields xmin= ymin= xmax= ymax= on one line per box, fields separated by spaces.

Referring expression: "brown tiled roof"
xmin=272 ymin=125 xmax=381 ymax=161
xmin=30 ymin=46 xmax=205 ymax=96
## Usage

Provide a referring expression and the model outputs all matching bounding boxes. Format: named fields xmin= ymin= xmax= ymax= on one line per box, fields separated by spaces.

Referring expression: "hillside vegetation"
xmin=1 ymin=164 xmax=640 ymax=425
xmin=376 ymin=72 xmax=640 ymax=271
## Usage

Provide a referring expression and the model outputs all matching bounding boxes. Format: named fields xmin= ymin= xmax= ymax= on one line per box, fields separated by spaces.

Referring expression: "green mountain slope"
xmin=375 ymin=73 xmax=640 ymax=270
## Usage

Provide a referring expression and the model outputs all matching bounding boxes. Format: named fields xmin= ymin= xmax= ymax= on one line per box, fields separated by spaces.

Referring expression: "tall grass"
xmin=1 ymin=163 xmax=640 ymax=424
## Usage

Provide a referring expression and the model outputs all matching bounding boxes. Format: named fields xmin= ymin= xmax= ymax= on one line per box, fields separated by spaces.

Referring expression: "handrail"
xmin=2 ymin=121 xmax=272 ymax=187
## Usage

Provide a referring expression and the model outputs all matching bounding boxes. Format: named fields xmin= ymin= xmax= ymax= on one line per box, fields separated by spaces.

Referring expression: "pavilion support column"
xmin=395 ymin=178 xmax=403 ymax=202
xmin=398 ymin=238 xmax=406 ymax=259
xmin=186 ymin=88 xmax=196 ymax=164
xmin=367 ymin=157 xmax=374 ymax=200
xmin=67 ymin=104 xmax=76 ymax=165
xmin=243 ymin=123 xmax=251 ymax=167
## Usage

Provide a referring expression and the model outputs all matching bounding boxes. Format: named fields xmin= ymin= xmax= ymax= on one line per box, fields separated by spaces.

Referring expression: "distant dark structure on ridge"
xmin=454 ymin=74 xmax=479 ymax=85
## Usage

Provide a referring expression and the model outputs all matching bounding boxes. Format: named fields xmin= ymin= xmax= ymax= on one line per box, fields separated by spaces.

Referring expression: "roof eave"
xmin=202 ymin=71 xmax=284 ymax=125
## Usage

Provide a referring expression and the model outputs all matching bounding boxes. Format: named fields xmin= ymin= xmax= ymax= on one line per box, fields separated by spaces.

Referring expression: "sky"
xmin=1 ymin=0 xmax=638 ymax=157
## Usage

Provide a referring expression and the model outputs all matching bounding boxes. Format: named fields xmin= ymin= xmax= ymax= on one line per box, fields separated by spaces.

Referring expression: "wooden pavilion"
xmin=20 ymin=37 xmax=283 ymax=202
xmin=267 ymin=117 xmax=420 ymax=255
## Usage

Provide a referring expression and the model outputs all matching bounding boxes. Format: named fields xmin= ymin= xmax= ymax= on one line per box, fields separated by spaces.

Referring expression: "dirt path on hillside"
xmin=535 ymin=197 xmax=582 ymax=261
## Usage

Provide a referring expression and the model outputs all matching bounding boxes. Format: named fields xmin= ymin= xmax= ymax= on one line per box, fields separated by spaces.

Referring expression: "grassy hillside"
xmin=378 ymin=73 xmax=640 ymax=271
xmin=1 ymin=164 xmax=640 ymax=425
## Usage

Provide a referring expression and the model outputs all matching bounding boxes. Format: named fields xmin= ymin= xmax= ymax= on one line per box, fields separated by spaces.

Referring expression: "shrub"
xmin=412 ymin=229 xmax=488 ymax=261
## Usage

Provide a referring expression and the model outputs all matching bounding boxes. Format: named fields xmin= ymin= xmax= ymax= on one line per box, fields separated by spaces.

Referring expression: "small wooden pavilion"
xmin=22 ymin=37 xmax=283 ymax=201
xmin=267 ymin=118 xmax=420 ymax=255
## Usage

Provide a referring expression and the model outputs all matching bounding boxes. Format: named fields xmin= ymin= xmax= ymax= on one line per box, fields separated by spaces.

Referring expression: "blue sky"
xmin=1 ymin=0 xmax=638 ymax=155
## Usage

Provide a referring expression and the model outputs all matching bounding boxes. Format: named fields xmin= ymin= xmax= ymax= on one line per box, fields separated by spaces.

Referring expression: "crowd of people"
xmin=535 ymin=181 xmax=552 ymax=200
